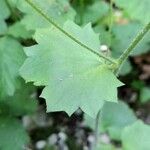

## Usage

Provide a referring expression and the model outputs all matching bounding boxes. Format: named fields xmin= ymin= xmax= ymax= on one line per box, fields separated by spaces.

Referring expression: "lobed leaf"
xmin=20 ymin=21 xmax=123 ymax=118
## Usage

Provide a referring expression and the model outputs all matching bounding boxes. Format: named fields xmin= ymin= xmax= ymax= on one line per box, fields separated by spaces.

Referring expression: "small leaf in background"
xmin=20 ymin=20 xmax=123 ymax=118
xmin=0 ymin=116 xmax=29 ymax=150
xmin=0 ymin=36 xmax=25 ymax=99
xmin=0 ymin=1 xmax=10 ymax=34
xmin=100 ymin=101 xmax=137 ymax=140
xmin=140 ymin=87 xmax=150 ymax=103
xmin=13 ymin=0 xmax=76 ymax=30
xmin=111 ymin=22 xmax=150 ymax=58
xmin=7 ymin=22 xmax=33 ymax=39
xmin=94 ymin=25 xmax=111 ymax=47
xmin=118 ymin=60 xmax=132 ymax=76
xmin=131 ymin=80 xmax=145 ymax=90
xmin=0 ymin=82 xmax=37 ymax=116
xmin=122 ymin=121 xmax=150 ymax=150
xmin=75 ymin=0 xmax=109 ymax=25
xmin=115 ymin=0 xmax=150 ymax=24
xmin=84 ymin=101 xmax=137 ymax=140
xmin=96 ymin=144 xmax=117 ymax=150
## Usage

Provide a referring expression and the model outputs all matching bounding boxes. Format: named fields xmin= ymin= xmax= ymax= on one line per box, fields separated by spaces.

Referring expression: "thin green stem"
xmin=94 ymin=110 xmax=101 ymax=150
xmin=117 ymin=22 xmax=150 ymax=73
xmin=24 ymin=0 xmax=116 ymax=64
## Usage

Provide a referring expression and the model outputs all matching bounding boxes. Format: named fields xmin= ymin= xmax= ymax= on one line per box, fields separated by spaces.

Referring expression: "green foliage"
xmin=0 ymin=1 xmax=10 ymax=34
xmin=115 ymin=0 xmax=150 ymax=24
xmin=140 ymin=87 xmax=150 ymax=103
xmin=97 ymin=144 xmax=117 ymax=150
xmin=122 ymin=121 xmax=150 ymax=150
xmin=0 ymin=116 xmax=29 ymax=150
xmin=112 ymin=22 xmax=150 ymax=57
xmin=7 ymin=22 xmax=33 ymax=39
xmin=118 ymin=60 xmax=132 ymax=75
xmin=13 ymin=0 xmax=76 ymax=30
xmin=0 ymin=0 xmax=150 ymax=149
xmin=0 ymin=82 xmax=37 ymax=116
xmin=74 ymin=0 xmax=109 ymax=25
xmin=0 ymin=36 xmax=25 ymax=99
xmin=100 ymin=101 xmax=137 ymax=140
xmin=84 ymin=101 xmax=137 ymax=140
xmin=132 ymin=81 xmax=150 ymax=104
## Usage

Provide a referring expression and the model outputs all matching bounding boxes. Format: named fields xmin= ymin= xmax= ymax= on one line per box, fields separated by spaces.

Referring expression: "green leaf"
xmin=0 ymin=36 xmax=25 ymax=99
xmin=115 ymin=0 xmax=150 ymax=24
xmin=94 ymin=25 xmax=111 ymax=46
xmin=0 ymin=116 xmax=29 ymax=150
xmin=84 ymin=101 xmax=137 ymax=140
xmin=14 ymin=0 xmax=76 ymax=30
xmin=0 ymin=20 xmax=7 ymax=35
xmin=0 ymin=82 xmax=37 ymax=116
xmin=112 ymin=22 xmax=150 ymax=58
xmin=96 ymin=144 xmax=117 ymax=150
xmin=100 ymin=101 xmax=137 ymax=140
xmin=20 ymin=21 xmax=123 ymax=118
xmin=75 ymin=1 xmax=109 ymax=25
xmin=0 ymin=1 xmax=10 ymax=34
xmin=140 ymin=87 xmax=150 ymax=103
xmin=131 ymin=80 xmax=145 ymax=90
xmin=0 ymin=1 xmax=10 ymax=20
xmin=7 ymin=22 xmax=33 ymax=39
xmin=119 ymin=60 xmax=132 ymax=76
xmin=122 ymin=121 xmax=150 ymax=150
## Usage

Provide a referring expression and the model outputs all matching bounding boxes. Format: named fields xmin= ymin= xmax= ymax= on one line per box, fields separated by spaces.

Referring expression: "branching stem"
xmin=24 ymin=0 xmax=116 ymax=64
xmin=117 ymin=22 xmax=150 ymax=73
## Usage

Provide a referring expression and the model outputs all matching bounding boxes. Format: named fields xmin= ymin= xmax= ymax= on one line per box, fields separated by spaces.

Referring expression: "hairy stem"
xmin=117 ymin=22 xmax=150 ymax=72
xmin=24 ymin=0 xmax=117 ymax=64
xmin=94 ymin=110 xmax=101 ymax=150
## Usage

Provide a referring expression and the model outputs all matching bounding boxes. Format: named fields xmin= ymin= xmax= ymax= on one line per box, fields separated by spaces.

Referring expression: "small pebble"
xmin=22 ymin=116 xmax=33 ymax=129
xmin=33 ymin=111 xmax=47 ymax=127
xmin=83 ymin=146 xmax=89 ymax=150
xmin=100 ymin=45 xmax=108 ymax=52
xmin=87 ymin=135 xmax=95 ymax=144
xmin=35 ymin=140 xmax=46 ymax=150
xmin=114 ymin=10 xmax=122 ymax=17
xmin=100 ymin=133 xmax=110 ymax=144
xmin=58 ymin=132 xmax=67 ymax=141
xmin=48 ymin=134 xmax=58 ymax=145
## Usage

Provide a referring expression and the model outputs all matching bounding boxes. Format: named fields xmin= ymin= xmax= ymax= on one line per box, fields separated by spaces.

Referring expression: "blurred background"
xmin=0 ymin=0 xmax=150 ymax=150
